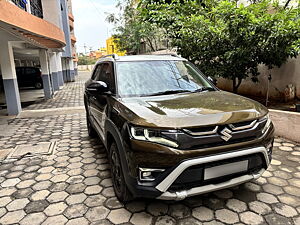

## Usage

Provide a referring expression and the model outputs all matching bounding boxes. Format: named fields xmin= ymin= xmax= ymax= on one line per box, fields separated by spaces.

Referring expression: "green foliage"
xmin=112 ymin=0 xmax=300 ymax=92
xmin=78 ymin=56 xmax=97 ymax=65
xmin=107 ymin=1 xmax=167 ymax=54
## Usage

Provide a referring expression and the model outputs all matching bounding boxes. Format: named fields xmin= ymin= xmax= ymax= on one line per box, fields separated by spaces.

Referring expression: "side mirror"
xmin=86 ymin=81 xmax=109 ymax=94
xmin=208 ymin=76 xmax=217 ymax=85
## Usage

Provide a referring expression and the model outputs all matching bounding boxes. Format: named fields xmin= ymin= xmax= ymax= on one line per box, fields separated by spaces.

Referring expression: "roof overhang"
xmin=0 ymin=1 xmax=66 ymax=49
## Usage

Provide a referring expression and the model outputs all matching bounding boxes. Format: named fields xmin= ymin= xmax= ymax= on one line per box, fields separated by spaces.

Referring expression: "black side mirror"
xmin=208 ymin=76 xmax=217 ymax=85
xmin=86 ymin=81 xmax=109 ymax=94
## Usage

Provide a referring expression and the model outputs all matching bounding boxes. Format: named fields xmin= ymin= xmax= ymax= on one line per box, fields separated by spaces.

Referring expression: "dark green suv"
xmin=84 ymin=54 xmax=274 ymax=202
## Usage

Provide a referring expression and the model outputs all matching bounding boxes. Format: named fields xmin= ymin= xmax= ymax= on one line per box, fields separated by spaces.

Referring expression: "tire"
xmin=86 ymin=113 xmax=97 ymax=138
xmin=34 ymin=81 xmax=43 ymax=89
xmin=109 ymin=143 xmax=133 ymax=203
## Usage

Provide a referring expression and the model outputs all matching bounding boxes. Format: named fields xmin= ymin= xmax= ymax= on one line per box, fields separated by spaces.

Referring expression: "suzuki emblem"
xmin=220 ymin=128 xmax=233 ymax=141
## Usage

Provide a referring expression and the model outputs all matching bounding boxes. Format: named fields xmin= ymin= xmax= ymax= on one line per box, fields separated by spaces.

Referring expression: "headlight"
xmin=260 ymin=114 xmax=271 ymax=134
xmin=130 ymin=127 xmax=179 ymax=148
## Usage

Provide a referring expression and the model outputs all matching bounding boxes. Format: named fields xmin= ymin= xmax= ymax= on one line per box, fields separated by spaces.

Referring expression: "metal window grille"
xmin=30 ymin=0 xmax=43 ymax=18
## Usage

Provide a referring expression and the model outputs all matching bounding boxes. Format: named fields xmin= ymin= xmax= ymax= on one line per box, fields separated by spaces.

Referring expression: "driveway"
xmin=0 ymin=71 xmax=299 ymax=225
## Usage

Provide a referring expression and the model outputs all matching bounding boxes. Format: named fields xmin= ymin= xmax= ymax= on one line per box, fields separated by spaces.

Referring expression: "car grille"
xmin=162 ymin=118 xmax=267 ymax=150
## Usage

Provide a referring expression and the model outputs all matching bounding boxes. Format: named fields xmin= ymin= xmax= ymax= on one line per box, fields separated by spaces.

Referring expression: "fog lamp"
xmin=139 ymin=168 xmax=165 ymax=181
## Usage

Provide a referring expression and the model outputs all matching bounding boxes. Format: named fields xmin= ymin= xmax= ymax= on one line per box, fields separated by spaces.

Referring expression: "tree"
xmin=107 ymin=0 xmax=167 ymax=54
xmin=138 ymin=0 xmax=300 ymax=93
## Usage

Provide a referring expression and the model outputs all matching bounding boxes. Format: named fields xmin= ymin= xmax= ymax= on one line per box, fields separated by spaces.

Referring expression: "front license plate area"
xmin=204 ymin=160 xmax=249 ymax=180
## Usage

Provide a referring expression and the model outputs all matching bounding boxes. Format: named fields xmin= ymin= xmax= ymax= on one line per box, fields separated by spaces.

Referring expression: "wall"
xmin=41 ymin=0 xmax=62 ymax=28
xmin=217 ymin=57 xmax=300 ymax=99
xmin=270 ymin=109 xmax=300 ymax=143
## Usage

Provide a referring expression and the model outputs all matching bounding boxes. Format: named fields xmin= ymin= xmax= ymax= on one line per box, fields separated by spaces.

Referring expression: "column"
xmin=56 ymin=52 xmax=64 ymax=87
xmin=74 ymin=61 xmax=78 ymax=76
xmin=68 ymin=58 xmax=75 ymax=82
xmin=0 ymin=41 xmax=21 ymax=115
xmin=61 ymin=58 xmax=67 ymax=82
xmin=49 ymin=52 xmax=59 ymax=91
xmin=39 ymin=49 xmax=53 ymax=99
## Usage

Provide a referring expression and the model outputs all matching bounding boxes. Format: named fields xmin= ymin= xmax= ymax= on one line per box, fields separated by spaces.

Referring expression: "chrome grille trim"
xmin=183 ymin=126 xmax=218 ymax=136
xmin=228 ymin=120 xmax=258 ymax=131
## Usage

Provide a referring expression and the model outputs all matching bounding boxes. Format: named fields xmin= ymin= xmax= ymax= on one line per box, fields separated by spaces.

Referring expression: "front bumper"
xmin=156 ymin=146 xmax=270 ymax=200
xmin=157 ymin=168 xmax=265 ymax=200
xmin=127 ymin=145 xmax=271 ymax=200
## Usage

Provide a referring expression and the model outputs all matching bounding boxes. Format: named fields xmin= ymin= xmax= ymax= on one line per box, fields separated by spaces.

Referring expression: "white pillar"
xmin=67 ymin=58 xmax=75 ymax=82
xmin=39 ymin=49 xmax=53 ymax=99
xmin=56 ymin=52 xmax=64 ymax=86
xmin=0 ymin=41 xmax=21 ymax=115
xmin=49 ymin=52 xmax=59 ymax=91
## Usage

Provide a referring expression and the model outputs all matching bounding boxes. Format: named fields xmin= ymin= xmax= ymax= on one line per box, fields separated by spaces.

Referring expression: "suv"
xmin=84 ymin=54 xmax=274 ymax=202
xmin=16 ymin=67 xmax=43 ymax=89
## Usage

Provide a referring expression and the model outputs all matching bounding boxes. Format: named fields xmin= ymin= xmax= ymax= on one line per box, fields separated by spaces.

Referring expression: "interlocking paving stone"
xmin=155 ymin=215 xmax=176 ymax=225
xmin=0 ymin=72 xmax=299 ymax=225
xmin=19 ymin=212 xmax=46 ymax=225
xmin=107 ymin=208 xmax=132 ymax=224
xmin=6 ymin=198 xmax=29 ymax=211
xmin=240 ymin=211 xmax=265 ymax=225
xmin=130 ymin=212 xmax=153 ymax=225
xmin=85 ymin=206 xmax=110 ymax=222
xmin=215 ymin=209 xmax=239 ymax=224
xmin=0 ymin=210 xmax=26 ymax=224
xmin=192 ymin=206 xmax=214 ymax=221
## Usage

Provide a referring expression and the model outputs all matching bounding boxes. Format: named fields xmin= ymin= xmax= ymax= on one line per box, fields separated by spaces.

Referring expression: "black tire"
xmin=34 ymin=81 xmax=43 ymax=89
xmin=86 ymin=114 xmax=97 ymax=138
xmin=109 ymin=143 xmax=133 ymax=203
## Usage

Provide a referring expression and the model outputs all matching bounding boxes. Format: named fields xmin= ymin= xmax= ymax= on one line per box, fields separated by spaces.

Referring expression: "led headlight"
xmin=260 ymin=114 xmax=271 ymax=134
xmin=130 ymin=127 xmax=179 ymax=148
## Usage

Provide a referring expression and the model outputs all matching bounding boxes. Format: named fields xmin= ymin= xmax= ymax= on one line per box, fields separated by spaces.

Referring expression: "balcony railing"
xmin=11 ymin=0 xmax=27 ymax=10
xmin=30 ymin=0 xmax=43 ymax=19
xmin=10 ymin=0 xmax=43 ymax=19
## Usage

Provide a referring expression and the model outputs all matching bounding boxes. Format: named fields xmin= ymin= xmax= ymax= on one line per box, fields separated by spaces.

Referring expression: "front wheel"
xmin=109 ymin=143 xmax=133 ymax=203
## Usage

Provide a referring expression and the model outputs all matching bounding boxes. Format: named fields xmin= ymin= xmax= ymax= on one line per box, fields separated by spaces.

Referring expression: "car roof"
xmin=96 ymin=54 xmax=187 ymax=64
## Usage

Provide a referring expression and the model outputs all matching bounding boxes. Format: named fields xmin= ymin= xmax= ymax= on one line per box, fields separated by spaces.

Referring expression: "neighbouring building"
xmin=106 ymin=37 xmax=126 ymax=56
xmin=0 ymin=0 xmax=78 ymax=115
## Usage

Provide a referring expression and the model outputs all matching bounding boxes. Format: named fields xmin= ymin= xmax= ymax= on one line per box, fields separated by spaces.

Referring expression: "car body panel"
xmin=115 ymin=91 xmax=268 ymax=128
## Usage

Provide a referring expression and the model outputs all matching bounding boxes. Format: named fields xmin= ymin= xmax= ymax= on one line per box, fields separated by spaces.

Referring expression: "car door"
xmin=88 ymin=62 xmax=114 ymax=139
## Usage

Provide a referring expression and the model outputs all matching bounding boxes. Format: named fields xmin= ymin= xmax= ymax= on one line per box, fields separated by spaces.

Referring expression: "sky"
xmin=72 ymin=0 xmax=119 ymax=54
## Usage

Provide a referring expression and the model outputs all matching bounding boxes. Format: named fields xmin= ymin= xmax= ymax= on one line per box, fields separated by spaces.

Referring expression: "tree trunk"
xmin=232 ymin=77 xmax=242 ymax=93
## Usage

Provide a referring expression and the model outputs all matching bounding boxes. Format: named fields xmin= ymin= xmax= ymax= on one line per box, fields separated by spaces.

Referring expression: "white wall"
xmin=41 ymin=0 xmax=62 ymax=28
xmin=217 ymin=57 xmax=300 ymax=99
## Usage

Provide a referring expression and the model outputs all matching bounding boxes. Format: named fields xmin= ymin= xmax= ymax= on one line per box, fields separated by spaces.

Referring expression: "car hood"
xmin=116 ymin=91 xmax=268 ymax=128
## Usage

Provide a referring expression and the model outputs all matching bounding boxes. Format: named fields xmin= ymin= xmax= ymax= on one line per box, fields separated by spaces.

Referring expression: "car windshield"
xmin=116 ymin=60 xmax=214 ymax=97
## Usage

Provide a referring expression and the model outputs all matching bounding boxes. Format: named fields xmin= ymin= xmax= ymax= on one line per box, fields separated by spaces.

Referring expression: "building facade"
xmin=0 ymin=0 xmax=77 ymax=115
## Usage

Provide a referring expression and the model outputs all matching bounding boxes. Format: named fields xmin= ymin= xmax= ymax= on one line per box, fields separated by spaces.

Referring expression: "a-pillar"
xmin=0 ymin=41 xmax=21 ymax=115
xmin=49 ymin=52 xmax=59 ymax=91
xmin=56 ymin=52 xmax=64 ymax=87
xmin=39 ymin=49 xmax=53 ymax=99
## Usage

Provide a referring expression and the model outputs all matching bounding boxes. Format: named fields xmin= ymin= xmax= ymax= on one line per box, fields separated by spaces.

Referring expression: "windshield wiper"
xmin=193 ymin=87 xmax=215 ymax=93
xmin=145 ymin=90 xmax=192 ymax=96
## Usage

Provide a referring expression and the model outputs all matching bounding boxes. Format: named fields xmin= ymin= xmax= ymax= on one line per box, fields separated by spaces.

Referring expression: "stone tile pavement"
xmin=0 ymin=71 xmax=299 ymax=225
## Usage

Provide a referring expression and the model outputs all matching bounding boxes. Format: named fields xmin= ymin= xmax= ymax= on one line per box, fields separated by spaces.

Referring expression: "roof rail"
xmin=101 ymin=53 xmax=119 ymax=59
xmin=151 ymin=53 xmax=180 ymax=58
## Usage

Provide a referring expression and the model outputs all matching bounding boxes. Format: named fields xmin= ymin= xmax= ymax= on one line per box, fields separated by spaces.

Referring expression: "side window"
xmin=95 ymin=62 xmax=115 ymax=93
